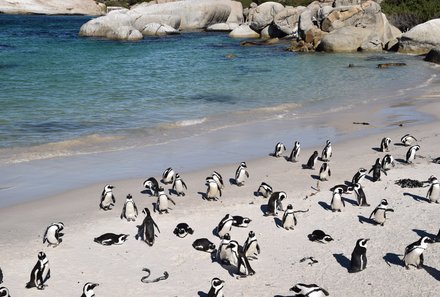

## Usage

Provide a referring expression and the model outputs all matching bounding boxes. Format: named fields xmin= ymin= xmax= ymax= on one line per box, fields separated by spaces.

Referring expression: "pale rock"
xmin=317 ymin=26 xmax=371 ymax=52
xmin=206 ymin=23 xmax=239 ymax=32
xmin=249 ymin=1 xmax=285 ymax=32
xmin=229 ymin=24 xmax=260 ymax=38
xmin=142 ymin=23 xmax=179 ymax=36
xmin=398 ymin=19 xmax=440 ymax=54
xmin=0 ymin=0 xmax=105 ymax=15
xmin=274 ymin=6 xmax=306 ymax=35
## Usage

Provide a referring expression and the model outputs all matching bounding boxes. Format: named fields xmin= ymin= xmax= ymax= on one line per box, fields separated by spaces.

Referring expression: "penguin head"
xmin=226 ymin=240 xmax=239 ymax=252
xmin=211 ymin=277 xmax=224 ymax=290
xmin=279 ymin=192 xmax=287 ymax=201
xmin=290 ymin=283 xmax=307 ymax=293
xmin=248 ymin=231 xmax=255 ymax=238
xmin=83 ymin=282 xmax=99 ymax=294
xmin=118 ymin=234 xmax=129 ymax=242
xmin=421 ymin=236 xmax=434 ymax=245
xmin=380 ymin=199 xmax=388 ymax=206
xmin=313 ymin=151 xmax=318 ymax=156
xmin=240 ymin=161 xmax=247 ymax=168
xmin=142 ymin=208 xmax=150 ymax=216
xmin=375 ymin=158 xmax=381 ymax=164
xmin=359 ymin=168 xmax=367 ymax=174
xmin=428 ymin=175 xmax=438 ymax=183
xmin=104 ymin=184 xmax=114 ymax=191
xmin=0 ymin=287 xmax=10 ymax=297
xmin=126 ymin=194 xmax=133 ymax=200
xmin=286 ymin=204 xmax=293 ymax=210
xmin=175 ymin=173 xmax=180 ymax=179
xmin=354 ymin=183 xmax=362 ymax=190
xmin=223 ymin=233 xmax=231 ymax=240
xmin=324 ymin=235 xmax=334 ymax=242
xmin=243 ymin=218 xmax=252 ymax=225
xmin=357 ymin=238 xmax=369 ymax=248
xmin=333 ymin=187 xmax=343 ymax=194
xmin=413 ymin=145 xmax=420 ymax=151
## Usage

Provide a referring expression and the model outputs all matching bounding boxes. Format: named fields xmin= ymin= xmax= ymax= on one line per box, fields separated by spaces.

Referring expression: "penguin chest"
xmin=158 ymin=195 xmax=168 ymax=210
xmin=331 ymin=195 xmax=343 ymax=211
xmin=218 ymin=222 xmax=232 ymax=237
xmin=125 ymin=203 xmax=136 ymax=218
xmin=428 ymin=185 xmax=439 ymax=201
xmin=245 ymin=241 xmax=259 ymax=257
xmin=236 ymin=170 xmax=246 ymax=183
xmin=46 ymin=226 xmax=59 ymax=244
xmin=175 ymin=181 xmax=184 ymax=193
xmin=102 ymin=193 xmax=113 ymax=205
xmin=283 ymin=213 xmax=295 ymax=229
xmin=218 ymin=243 xmax=231 ymax=261
xmin=374 ymin=209 xmax=386 ymax=224
xmin=207 ymin=185 xmax=219 ymax=197
xmin=405 ymin=248 xmax=423 ymax=265
xmin=40 ymin=263 xmax=50 ymax=283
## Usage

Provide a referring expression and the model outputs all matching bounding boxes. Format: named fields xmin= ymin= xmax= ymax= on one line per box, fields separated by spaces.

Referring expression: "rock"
xmin=142 ymin=23 xmax=179 ymax=36
xmin=229 ymin=24 xmax=260 ymax=38
xmin=425 ymin=48 xmax=440 ymax=64
xmin=377 ymin=63 xmax=406 ymax=68
xmin=249 ymin=1 xmax=285 ymax=32
xmin=321 ymin=6 xmax=363 ymax=32
xmin=226 ymin=0 xmax=244 ymax=24
xmin=317 ymin=26 xmax=371 ymax=52
xmin=286 ymin=40 xmax=314 ymax=52
xmin=333 ymin=0 xmax=361 ymax=7
xmin=260 ymin=24 xmax=286 ymax=39
xmin=206 ymin=23 xmax=239 ymax=32
xmin=0 ymin=0 xmax=105 ymax=15
xmin=274 ymin=6 xmax=306 ymax=35
xmin=398 ymin=19 xmax=440 ymax=54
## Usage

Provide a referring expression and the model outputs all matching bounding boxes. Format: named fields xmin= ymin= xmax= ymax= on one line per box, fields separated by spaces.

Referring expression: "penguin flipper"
xmin=182 ymin=181 xmax=187 ymax=190
xmin=120 ymin=203 xmax=126 ymax=219
xmin=246 ymin=171 xmax=249 ymax=178
xmin=153 ymin=220 xmax=160 ymax=233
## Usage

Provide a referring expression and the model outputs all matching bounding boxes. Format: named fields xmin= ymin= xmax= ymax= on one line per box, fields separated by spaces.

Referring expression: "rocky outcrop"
xmin=424 ymin=48 xmax=440 ymax=64
xmin=142 ymin=23 xmax=179 ymax=36
xmin=0 ymin=0 xmax=105 ymax=15
xmin=273 ymin=6 xmax=306 ymax=35
xmin=398 ymin=19 xmax=440 ymax=54
xmin=248 ymin=1 xmax=285 ymax=32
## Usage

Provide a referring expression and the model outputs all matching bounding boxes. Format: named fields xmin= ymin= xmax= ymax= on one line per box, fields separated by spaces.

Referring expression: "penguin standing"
xmin=26 ymin=252 xmax=50 ymax=290
xmin=287 ymin=141 xmax=300 ymax=162
xmin=212 ymin=171 xmax=225 ymax=189
xmin=381 ymin=154 xmax=395 ymax=171
xmin=401 ymin=134 xmax=417 ymax=146
xmin=161 ymin=167 xmax=175 ymax=184
xmin=330 ymin=187 xmax=345 ymax=212
xmin=351 ymin=168 xmax=367 ymax=185
xmin=282 ymin=204 xmax=297 ymax=230
xmin=353 ymin=183 xmax=370 ymax=206
xmin=304 ymin=151 xmax=318 ymax=169
xmin=235 ymin=162 xmax=249 ymax=186
xmin=143 ymin=177 xmax=159 ymax=196
xmin=94 ymin=233 xmax=129 ymax=246
xmin=321 ymin=140 xmax=332 ymax=161
xmin=290 ymin=283 xmax=329 ymax=296
xmin=120 ymin=194 xmax=138 ymax=222
xmin=426 ymin=175 xmax=439 ymax=203
xmin=135 ymin=208 xmax=160 ymax=246
xmin=226 ymin=240 xmax=255 ymax=277
xmin=172 ymin=173 xmax=187 ymax=196
xmin=380 ymin=137 xmax=392 ymax=152
xmin=405 ymin=145 xmax=420 ymax=164
xmin=43 ymin=222 xmax=64 ymax=247
xmin=257 ymin=182 xmax=273 ymax=198
xmin=349 ymin=238 xmax=369 ymax=273
xmin=81 ymin=282 xmax=99 ymax=297
xmin=217 ymin=214 xmax=235 ymax=238
xmin=403 ymin=236 xmax=434 ymax=269
xmin=368 ymin=158 xmax=387 ymax=182
xmin=217 ymin=233 xmax=233 ymax=265
xmin=319 ymin=162 xmax=331 ymax=181
xmin=207 ymin=277 xmax=224 ymax=297
xmin=265 ymin=191 xmax=287 ymax=216
xmin=206 ymin=177 xmax=222 ymax=201
xmin=156 ymin=187 xmax=176 ymax=214
xmin=243 ymin=231 xmax=260 ymax=260
xmin=100 ymin=184 xmax=115 ymax=211
xmin=369 ymin=199 xmax=394 ymax=226
xmin=274 ymin=142 xmax=286 ymax=157
xmin=0 ymin=287 xmax=10 ymax=297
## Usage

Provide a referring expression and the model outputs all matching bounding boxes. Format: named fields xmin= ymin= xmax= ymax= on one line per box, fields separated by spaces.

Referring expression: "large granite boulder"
xmin=249 ymin=1 xmax=285 ymax=32
xmin=274 ymin=6 xmax=306 ymax=35
xmin=229 ymin=24 xmax=260 ymax=38
xmin=424 ymin=47 xmax=440 ymax=64
xmin=142 ymin=23 xmax=179 ymax=36
xmin=398 ymin=19 xmax=440 ymax=54
xmin=317 ymin=26 xmax=372 ymax=52
xmin=206 ymin=23 xmax=239 ymax=31
xmin=0 ymin=0 xmax=104 ymax=15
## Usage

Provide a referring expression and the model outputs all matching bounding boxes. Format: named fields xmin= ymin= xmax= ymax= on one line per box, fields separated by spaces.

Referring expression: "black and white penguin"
xmin=257 ymin=182 xmax=273 ymax=198
xmin=226 ymin=240 xmax=255 ymax=277
xmin=0 ymin=266 xmax=2 ymax=284
xmin=381 ymin=154 xmax=395 ymax=171
xmin=232 ymin=216 xmax=252 ymax=228
xmin=81 ymin=282 xmax=99 ymax=297
xmin=290 ymin=283 xmax=329 ymax=297
xmin=369 ymin=199 xmax=394 ymax=226
xmin=235 ymin=162 xmax=249 ymax=186
xmin=368 ymin=158 xmax=387 ymax=182
xmin=207 ymin=277 xmax=224 ymax=297
xmin=349 ymin=238 xmax=369 ymax=273
xmin=120 ymin=194 xmax=138 ymax=222
xmin=192 ymin=238 xmax=216 ymax=253
xmin=217 ymin=233 xmax=233 ymax=265
xmin=265 ymin=191 xmax=287 ymax=216
xmin=0 ymin=287 xmax=10 ymax=297
xmin=100 ymin=184 xmax=115 ymax=211
xmin=329 ymin=184 xmax=353 ymax=194
xmin=206 ymin=177 xmax=222 ymax=201
xmin=401 ymin=134 xmax=417 ymax=146
xmin=351 ymin=168 xmax=367 ymax=185
xmin=43 ymin=222 xmax=64 ymax=247
xmin=282 ymin=204 xmax=297 ymax=230
xmin=405 ymin=145 xmax=420 ymax=163
xmin=161 ymin=167 xmax=175 ymax=184
xmin=321 ymin=140 xmax=332 ymax=162
xmin=243 ymin=231 xmax=260 ymax=260
xmin=26 ymin=252 xmax=50 ymax=290
xmin=156 ymin=187 xmax=176 ymax=214
xmin=172 ymin=173 xmax=187 ymax=196
xmin=212 ymin=171 xmax=225 ymax=189
xmin=173 ymin=223 xmax=194 ymax=238
xmin=143 ymin=177 xmax=159 ymax=196
xmin=403 ymin=236 xmax=434 ymax=269
xmin=436 ymin=229 xmax=440 ymax=242
xmin=135 ymin=208 xmax=160 ymax=246
xmin=287 ymin=141 xmax=300 ymax=162
xmin=330 ymin=187 xmax=345 ymax=212
xmin=274 ymin=142 xmax=286 ymax=157
xmin=217 ymin=214 xmax=235 ymax=238
xmin=308 ymin=230 xmax=333 ymax=243
xmin=319 ymin=162 xmax=331 ymax=181
xmin=353 ymin=183 xmax=370 ymax=206
xmin=94 ymin=233 xmax=129 ymax=246
xmin=304 ymin=151 xmax=319 ymax=169
xmin=426 ymin=175 xmax=439 ymax=203
xmin=380 ymin=137 xmax=392 ymax=152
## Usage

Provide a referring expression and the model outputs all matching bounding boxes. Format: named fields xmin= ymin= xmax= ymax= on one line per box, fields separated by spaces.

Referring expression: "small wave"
xmin=175 ymin=117 xmax=207 ymax=127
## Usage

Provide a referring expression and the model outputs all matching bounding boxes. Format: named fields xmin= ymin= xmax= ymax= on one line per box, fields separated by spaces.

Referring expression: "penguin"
xmin=290 ymin=283 xmax=329 ymax=297
xmin=436 ymin=229 xmax=440 ymax=242
xmin=217 ymin=214 xmax=235 ymax=238
xmin=401 ymin=134 xmax=417 ymax=146
xmin=403 ymin=236 xmax=434 ymax=269
xmin=243 ymin=231 xmax=260 ymax=260
xmin=380 ymin=137 xmax=392 ymax=152
xmin=287 ymin=141 xmax=300 ymax=162
xmin=381 ymin=154 xmax=395 ymax=171
xmin=206 ymin=177 xmax=222 ymax=201
xmin=368 ymin=158 xmax=387 ymax=182
xmin=405 ymin=145 xmax=420 ymax=163
xmin=81 ymin=282 xmax=99 ymax=297
xmin=173 ymin=223 xmax=194 ymax=238
xmin=0 ymin=267 xmax=3 ymax=284
xmin=349 ymin=238 xmax=369 ymax=273
xmin=100 ymin=184 xmax=115 ymax=211
xmin=94 ymin=233 xmax=129 ymax=246
xmin=351 ymin=168 xmax=367 ymax=185
xmin=212 ymin=171 xmax=225 ymax=189
xmin=308 ymin=230 xmax=333 ymax=243
xmin=192 ymin=238 xmax=216 ymax=253
xmin=273 ymin=142 xmax=286 ymax=157
xmin=265 ymin=191 xmax=287 ymax=216
xmin=232 ymin=216 xmax=252 ymax=228
xmin=207 ymin=277 xmax=224 ymax=297
xmin=235 ymin=162 xmax=249 ymax=186
xmin=217 ymin=233 xmax=233 ymax=265
xmin=353 ymin=183 xmax=370 ymax=206
xmin=135 ymin=208 xmax=160 ymax=246
xmin=26 ymin=251 xmax=50 ymax=290
xmin=282 ymin=204 xmax=297 ymax=230
xmin=257 ymin=182 xmax=272 ymax=198
xmin=172 ymin=173 xmax=187 ymax=196
xmin=226 ymin=240 xmax=255 ymax=277
xmin=369 ymin=199 xmax=394 ymax=226
xmin=426 ymin=175 xmax=439 ymax=203
xmin=43 ymin=222 xmax=64 ymax=247
xmin=120 ymin=194 xmax=138 ymax=222
xmin=329 ymin=184 xmax=353 ymax=194
xmin=321 ymin=140 xmax=332 ymax=161
xmin=304 ymin=151 xmax=318 ymax=169
xmin=0 ymin=287 xmax=10 ymax=297
xmin=330 ymin=187 xmax=345 ymax=212
xmin=161 ymin=167 xmax=175 ymax=184
xmin=319 ymin=162 xmax=331 ymax=181
xmin=156 ymin=187 xmax=176 ymax=214
xmin=143 ymin=177 xmax=159 ymax=196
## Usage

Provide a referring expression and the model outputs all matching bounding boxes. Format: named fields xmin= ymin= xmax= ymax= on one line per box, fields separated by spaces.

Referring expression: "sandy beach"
xmin=1 ymin=82 xmax=440 ymax=296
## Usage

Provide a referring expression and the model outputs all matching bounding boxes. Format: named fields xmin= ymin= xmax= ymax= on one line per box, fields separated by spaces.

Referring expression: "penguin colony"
xmin=1 ymin=134 xmax=439 ymax=296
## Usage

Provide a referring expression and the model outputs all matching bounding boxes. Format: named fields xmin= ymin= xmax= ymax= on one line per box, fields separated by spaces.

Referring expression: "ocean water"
xmin=0 ymin=15 xmax=438 ymax=206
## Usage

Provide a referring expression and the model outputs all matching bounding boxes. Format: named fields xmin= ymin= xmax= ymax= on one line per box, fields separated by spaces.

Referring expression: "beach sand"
xmin=0 ymin=91 xmax=440 ymax=296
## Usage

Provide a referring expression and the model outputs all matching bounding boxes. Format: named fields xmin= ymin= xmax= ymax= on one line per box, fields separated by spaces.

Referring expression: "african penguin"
xmin=351 ymin=168 xmax=367 ymax=185
xmin=120 ymin=194 xmax=138 ymax=222
xmin=265 ymin=191 xmax=287 ymax=216
xmin=135 ymin=208 xmax=160 ymax=246
xmin=380 ymin=137 xmax=392 ymax=152
xmin=0 ymin=287 xmax=10 ymax=297
xmin=156 ymin=187 xmax=176 ymax=214
xmin=161 ymin=167 xmax=175 ymax=184
xmin=381 ymin=154 xmax=395 ymax=171
xmin=349 ymin=238 xmax=369 ymax=273
xmin=192 ymin=238 xmax=216 ymax=253
xmin=143 ymin=177 xmax=159 ymax=196
xmin=404 ymin=236 xmax=434 ymax=269
xmin=207 ymin=277 xmax=224 ymax=297
xmin=26 ymin=252 xmax=50 ymax=290
xmin=304 ymin=151 xmax=318 ymax=169
xmin=426 ymin=175 xmax=439 ymax=203
xmin=206 ymin=177 xmax=222 ymax=201
xmin=235 ymin=162 xmax=249 ymax=186
xmin=308 ymin=230 xmax=333 ymax=243
xmin=243 ymin=231 xmax=260 ymax=260
xmin=173 ymin=223 xmax=194 ymax=238
xmin=212 ymin=171 xmax=225 ymax=189
xmin=0 ymin=267 xmax=2 ymax=284
xmin=330 ymin=187 xmax=345 ymax=212
xmin=401 ymin=134 xmax=417 ymax=146
xmin=100 ymin=184 xmax=115 ymax=211
xmin=353 ymin=183 xmax=369 ymax=206
xmin=81 ymin=282 xmax=99 ymax=297
xmin=217 ymin=214 xmax=235 ymax=238
xmin=257 ymin=182 xmax=273 ymax=198
xmin=217 ymin=233 xmax=233 ymax=265
xmin=94 ymin=233 xmax=129 ymax=246
xmin=226 ymin=240 xmax=255 ymax=277
xmin=436 ymin=229 xmax=440 ymax=242
xmin=369 ymin=199 xmax=394 ymax=226
xmin=274 ymin=142 xmax=286 ymax=157
xmin=290 ymin=283 xmax=329 ymax=297
xmin=282 ymin=204 xmax=297 ymax=230
xmin=321 ymin=140 xmax=332 ymax=162
xmin=319 ymin=162 xmax=331 ymax=181
xmin=287 ymin=141 xmax=300 ymax=162
xmin=172 ymin=173 xmax=187 ymax=196
xmin=232 ymin=216 xmax=252 ymax=228
xmin=43 ymin=222 xmax=64 ymax=247
xmin=368 ymin=158 xmax=387 ymax=182
xmin=405 ymin=145 xmax=420 ymax=164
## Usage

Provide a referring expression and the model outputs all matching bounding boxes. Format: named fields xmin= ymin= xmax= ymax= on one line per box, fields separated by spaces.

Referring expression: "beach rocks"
xmin=398 ymin=19 xmax=440 ymax=54
xmin=425 ymin=48 xmax=440 ymax=64
xmin=229 ymin=24 xmax=260 ymax=39
xmin=207 ymin=22 xmax=239 ymax=32
xmin=248 ymin=1 xmax=285 ymax=32
xmin=142 ymin=23 xmax=179 ymax=36
xmin=0 ymin=0 xmax=105 ymax=15
xmin=273 ymin=6 xmax=305 ymax=36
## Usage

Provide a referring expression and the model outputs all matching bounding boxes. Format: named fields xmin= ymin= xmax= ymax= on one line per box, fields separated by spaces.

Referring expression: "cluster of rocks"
xmin=0 ymin=0 xmax=105 ymax=15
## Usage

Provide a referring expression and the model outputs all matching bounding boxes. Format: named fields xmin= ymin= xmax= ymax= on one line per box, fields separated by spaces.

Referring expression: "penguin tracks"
xmin=141 ymin=268 xmax=169 ymax=283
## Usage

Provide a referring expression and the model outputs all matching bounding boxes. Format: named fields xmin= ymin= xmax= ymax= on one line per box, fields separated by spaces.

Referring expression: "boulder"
xmin=317 ymin=26 xmax=372 ymax=52
xmin=260 ymin=24 xmax=286 ymax=39
xmin=226 ymin=0 xmax=244 ymax=24
xmin=130 ymin=13 xmax=181 ymax=30
xmin=298 ymin=9 xmax=318 ymax=41
xmin=249 ymin=1 xmax=285 ymax=32
xmin=206 ymin=23 xmax=239 ymax=32
xmin=0 ymin=0 xmax=105 ymax=15
xmin=142 ymin=23 xmax=179 ymax=36
xmin=424 ymin=48 xmax=440 ymax=64
xmin=229 ymin=24 xmax=260 ymax=38
xmin=274 ymin=6 xmax=306 ymax=35
xmin=398 ymin=19 xmax=440 ymax=54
